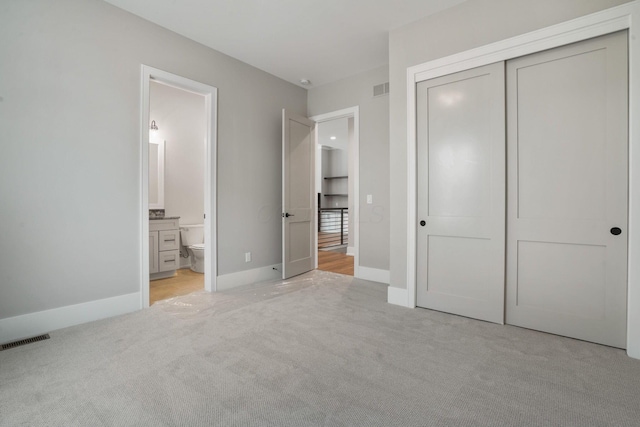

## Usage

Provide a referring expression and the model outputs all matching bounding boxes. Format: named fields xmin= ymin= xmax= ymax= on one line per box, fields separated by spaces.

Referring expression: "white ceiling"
xmin=318 ymin=118 xmax=349 ymax=151
xmin=103 ymin=0 xmax=466 ymax=88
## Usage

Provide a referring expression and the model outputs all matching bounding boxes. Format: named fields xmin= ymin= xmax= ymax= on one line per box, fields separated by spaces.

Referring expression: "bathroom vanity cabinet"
xmin=149 ymin=217 xmax=180 ymax=280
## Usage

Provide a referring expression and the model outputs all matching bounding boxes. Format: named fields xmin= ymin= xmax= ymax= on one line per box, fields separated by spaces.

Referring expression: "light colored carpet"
xmin=1 ymin=270 xmax=640 ymax=426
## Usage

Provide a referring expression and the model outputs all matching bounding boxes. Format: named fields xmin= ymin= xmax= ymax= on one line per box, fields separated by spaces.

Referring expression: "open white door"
xmin=282 ymin=109 xmax=315 ymax=279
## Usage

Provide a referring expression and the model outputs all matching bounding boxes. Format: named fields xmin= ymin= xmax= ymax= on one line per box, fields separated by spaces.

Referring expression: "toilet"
xmin=179 ymin=224 xmax=205 ymax=273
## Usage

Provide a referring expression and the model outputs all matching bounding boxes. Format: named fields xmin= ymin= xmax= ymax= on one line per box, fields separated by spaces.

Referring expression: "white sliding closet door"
xmin=506 ymin=31 xmax=628 ymax=348
xmin=416 ymin=62 xmax=506 ymax=324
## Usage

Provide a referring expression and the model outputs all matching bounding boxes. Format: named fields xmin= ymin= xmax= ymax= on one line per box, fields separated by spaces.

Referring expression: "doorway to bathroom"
xmin=141 ymin=66 xmax=218 ymax=308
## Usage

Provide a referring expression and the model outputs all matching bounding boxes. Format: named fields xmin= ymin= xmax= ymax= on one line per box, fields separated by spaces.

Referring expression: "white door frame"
xmin=401 ymin=1 xmax=640 ymax=358
xmin=310 ymin=107 xmax=360 ymax=278
xmin=140 ymin=65 xmax=218 ymax=308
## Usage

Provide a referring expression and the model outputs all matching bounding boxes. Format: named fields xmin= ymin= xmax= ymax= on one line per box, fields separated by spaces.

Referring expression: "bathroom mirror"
xmin=149 ymin=140 xmax=165 ymax=209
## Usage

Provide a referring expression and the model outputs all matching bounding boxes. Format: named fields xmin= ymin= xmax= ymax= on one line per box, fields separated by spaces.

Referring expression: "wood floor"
xmin=150 ymin=251 xmax=352 ymax=305
xmin=317 ymin=250 xmax=354 ymax=276
xmin=150 ymin=268 xmax=204 ymax=305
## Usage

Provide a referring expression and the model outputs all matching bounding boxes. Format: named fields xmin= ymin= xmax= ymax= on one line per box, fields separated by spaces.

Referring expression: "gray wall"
xmin=388 ymin=0 xmax=632 ymax=290
xmin=150 ymin=81 xmax=205 ymax=226
xmin=308 ymin=65 xmax=390 ymax=271
xmin=0 ymin=0 xmax=306 ymax=320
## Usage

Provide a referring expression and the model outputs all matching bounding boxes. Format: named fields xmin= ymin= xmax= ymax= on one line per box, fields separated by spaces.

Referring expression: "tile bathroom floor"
xmin=150 ymin=268 xmax=204 ymax=305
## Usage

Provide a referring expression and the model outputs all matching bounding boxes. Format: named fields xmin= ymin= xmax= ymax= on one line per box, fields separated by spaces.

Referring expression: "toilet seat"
xmin=189 ymin=243 xmax=205 ymax=250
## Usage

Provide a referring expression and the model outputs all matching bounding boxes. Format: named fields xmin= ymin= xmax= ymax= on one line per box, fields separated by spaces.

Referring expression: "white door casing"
xmin=416 ymin=62 xmax=506 ymax=324
xmin=282 ymin=109 xmax=316 ymax=279
xmin=505 ymin=31 xmax=628 ymax=348
xmin=140 ymin=66 xmax=218 ymax=307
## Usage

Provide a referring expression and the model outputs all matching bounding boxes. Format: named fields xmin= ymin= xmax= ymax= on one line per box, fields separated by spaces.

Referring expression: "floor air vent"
xmin=0 ymin=334 xmax=50 ymax=351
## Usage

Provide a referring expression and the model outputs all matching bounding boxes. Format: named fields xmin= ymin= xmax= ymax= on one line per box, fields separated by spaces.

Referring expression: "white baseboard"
xmin=347 ymin=246 xmax=355 ymax=256
xmin=387 ymin=286 xmax=410 ymax=307
xmin=357 ymin=266 xmax=390 ymax=284
xmin=0 ymin=292 xmax=140 ymax=344
xmin=216 ymin=264 xmax=282 ymax=291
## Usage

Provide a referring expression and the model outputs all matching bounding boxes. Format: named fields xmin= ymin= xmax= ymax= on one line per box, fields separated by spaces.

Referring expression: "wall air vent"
xmin=0 ymin=334 xmax=50 ymax=351
xmin=373 ymin=82 xmax=390 ymax=97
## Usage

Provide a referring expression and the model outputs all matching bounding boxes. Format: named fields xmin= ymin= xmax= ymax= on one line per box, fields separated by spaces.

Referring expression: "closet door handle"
xmin=610 ymin=227 xmax=622 ymax=236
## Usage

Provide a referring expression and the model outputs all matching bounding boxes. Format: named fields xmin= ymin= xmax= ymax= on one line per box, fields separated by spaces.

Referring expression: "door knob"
xmin=610 ymin=227 xmax=622 ymax=235
xmin=283 ymin=213 xmax=294 ymax=218
xmin=420 ymin=220 xmax=426 ymax=227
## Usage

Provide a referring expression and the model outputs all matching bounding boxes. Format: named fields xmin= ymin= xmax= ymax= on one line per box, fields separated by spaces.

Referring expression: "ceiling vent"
xmin=373 ymin=82 xmax=390 ymax=97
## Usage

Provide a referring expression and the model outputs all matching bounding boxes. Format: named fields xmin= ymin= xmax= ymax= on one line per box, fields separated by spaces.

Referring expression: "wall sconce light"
xmin=150 ymin=120 xmax=159 ymax=131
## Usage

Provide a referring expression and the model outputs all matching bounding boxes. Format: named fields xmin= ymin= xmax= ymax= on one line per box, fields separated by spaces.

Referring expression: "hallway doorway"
xmin=311 ymin=107 xmax=359 ymax=277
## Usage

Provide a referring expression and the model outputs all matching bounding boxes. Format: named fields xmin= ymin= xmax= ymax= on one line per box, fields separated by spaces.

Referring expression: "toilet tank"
xmin=180 ymin=224 xmax=204 ymax=246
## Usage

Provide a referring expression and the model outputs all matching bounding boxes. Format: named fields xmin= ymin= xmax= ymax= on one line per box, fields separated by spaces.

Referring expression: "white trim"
xmin=358 ymin=266 xmax=390 ymax=284
xmin=347 ymin=246 xmax=355 ymax=256
xmin=0 ymin=293 xmax=140 ymax=344
xmin=406 ymin=60 xmax=418 ymax=310
xmin=310 ymin=106 xmax=360 ymax=278
xmin=216 ymin=264 xmax=282 ymax=291
xmin=404 ymin=1 xmax=640 ymax=358
xmin=411 ymin=14 xmax=631 ymax=82
xmin=387 ymin=286 xmax=409 ymax=307
xmin=141 ymin=65 xmax=218 ymax=309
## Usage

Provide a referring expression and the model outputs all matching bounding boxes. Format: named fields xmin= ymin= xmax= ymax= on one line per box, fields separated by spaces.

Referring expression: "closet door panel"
xmin=516 ymin=48 xmax=607 ymax=221
xmin=416 ymin=62 xmax=506 ymax=324
xmin=506 ymin=31 xmax=628 ymax=348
